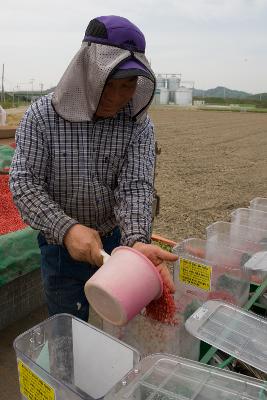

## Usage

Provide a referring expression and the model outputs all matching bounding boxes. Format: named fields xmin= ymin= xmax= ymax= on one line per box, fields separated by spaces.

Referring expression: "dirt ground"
xmin=6 ymin=105 xmax=267 ymax=243
xmin=150 ymin=106 xmax=267 ymax=242
xmin=1 ymin=107 xmax=267 ymax=399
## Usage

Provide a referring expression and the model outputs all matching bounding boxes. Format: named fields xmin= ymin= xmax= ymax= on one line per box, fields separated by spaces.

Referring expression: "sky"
xmin=1 ymin=0 xmax=267 ymax=94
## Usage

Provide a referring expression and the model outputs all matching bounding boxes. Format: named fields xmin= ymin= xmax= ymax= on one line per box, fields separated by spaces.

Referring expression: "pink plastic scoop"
xmin=84 ymin=246 xmax=163 ymax=326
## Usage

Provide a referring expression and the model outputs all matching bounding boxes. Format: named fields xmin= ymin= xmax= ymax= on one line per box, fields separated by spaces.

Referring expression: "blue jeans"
xmin=38 ymin=227 xmax=121 ymax=322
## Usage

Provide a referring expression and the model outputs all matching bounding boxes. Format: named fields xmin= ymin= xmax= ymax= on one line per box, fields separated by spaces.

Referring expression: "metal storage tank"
xmin=159 ymin=88 xmax=169 ymax=104
xmin=167 ymin=75 xmax=180 ymax=103
xmin=152 ymin=89 xmax=161 ymax=105
xmin=156 ymin=74 xmax=166 ymax=89
xmin=175 ymin=87 xmax=192 ymax=106
xmin=167 ymin=75 xmax=180 ymax=91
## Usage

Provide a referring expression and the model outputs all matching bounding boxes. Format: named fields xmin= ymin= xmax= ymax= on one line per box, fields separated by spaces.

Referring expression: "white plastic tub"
xmin=14 ymin=314 xmax=139 ymax=400
xmin=106 ymin=353 xmax=267 ymax=399
xmin=173 ymin=238 xmax=250 ymax=307
xmin=206 ymin=221 xmax=267 ymax=283
xmin=103 ymin=310 xmax=200 ymax=361
xmin=250 ymin=197 xmax=267 ymax=212
xmin=206 ymin=221 xmax=267 ymax=250
xmin=231 ymin=208 xmax=267 ymax=231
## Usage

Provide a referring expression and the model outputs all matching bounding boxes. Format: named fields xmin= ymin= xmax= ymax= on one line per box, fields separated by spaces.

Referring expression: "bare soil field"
xmin=149 ymin=106 xmax=267 ymax=242
xmin=3 ymin=105 xmax=267 ymax=243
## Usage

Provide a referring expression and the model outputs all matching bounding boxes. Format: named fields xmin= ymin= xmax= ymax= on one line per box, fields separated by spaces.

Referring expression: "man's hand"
xmin=64 ymin=224 xmax=103 ymax=266
xmin=132 ymin=242 xmax=178 ymax=293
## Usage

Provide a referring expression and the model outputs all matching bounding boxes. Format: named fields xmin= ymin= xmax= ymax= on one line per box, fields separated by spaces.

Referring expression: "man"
xmin=10 ymin=15 xmax=177 ymax=322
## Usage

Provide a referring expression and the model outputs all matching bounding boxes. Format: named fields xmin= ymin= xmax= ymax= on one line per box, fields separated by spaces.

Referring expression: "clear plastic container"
xmin=185 ymin=300 xmax=267 ymax=373
xmin=13 ymin=313 xmax=140 ymax=400
xmin=103 ymin=308 xmax=200 ymax=361
xmin=106 ymin=353 xmax=267 ymax=400
xmin=206 ymin=221 xmax=267 ymax=250
xmin=250 ymin=197 xmax=267 ymax=213
xmin=231 ymin=208 xmax=267 ymax=231
xmin=206 ymin=221 xmax=267 ymax=283
xmin=173 ymin=238 xmax=250 ymax=307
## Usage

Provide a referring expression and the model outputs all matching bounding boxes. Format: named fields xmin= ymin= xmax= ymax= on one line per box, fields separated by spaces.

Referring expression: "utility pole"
xmin=29 ymin=78 xmax=35 ymax=102
xmin=1 ymin=64 xmax=5 ymax=103
xmin=16 ymin=84 xmax=20 ymax=106
xmin=40 ymin=82 xmax=44 ymax=95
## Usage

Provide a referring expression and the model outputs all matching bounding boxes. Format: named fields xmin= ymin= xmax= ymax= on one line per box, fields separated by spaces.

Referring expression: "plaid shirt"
xmin=9 ymin=94 xmax=155 ymax=246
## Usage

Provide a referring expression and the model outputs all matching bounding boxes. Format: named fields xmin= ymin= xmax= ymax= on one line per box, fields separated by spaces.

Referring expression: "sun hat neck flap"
xmin=52 ymin=16 xmax=156 ymax=123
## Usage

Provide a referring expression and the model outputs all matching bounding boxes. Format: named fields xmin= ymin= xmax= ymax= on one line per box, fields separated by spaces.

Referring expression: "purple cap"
xmin=110 ymin=59 xmax=152 ymax=80
xmin=83 ymin=15 xmax=146 ymax=53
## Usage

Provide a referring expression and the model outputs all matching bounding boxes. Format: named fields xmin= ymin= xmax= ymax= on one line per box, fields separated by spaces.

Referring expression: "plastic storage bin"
xmin=173 ymin=238 xmax=250 ymax=307
xmin=13 ymin=314 xmax=140 ymax=400
xmin=250 ymin=197 xmax=267 ymax=213
xmin=106 ymin=353 xmax=267 ymax=400
xmin=185 ymin=300 xmax=267 ymax=373
xmin=231 ymin=208 xmax=267 ymax=231
xmin=206 ymin=221 xmax=267 ymax=283
xmin=103 ymin=309 xmax=200 ymax=361
xmin=206 ymin=221 xmax=267 ymax=251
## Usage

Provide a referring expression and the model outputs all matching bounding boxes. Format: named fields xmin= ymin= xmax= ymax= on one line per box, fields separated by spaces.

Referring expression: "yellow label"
xmin=18 ymin=360 xmax=55 ymax=400
xmin=179 ymin=258 xmax=212 ymax=291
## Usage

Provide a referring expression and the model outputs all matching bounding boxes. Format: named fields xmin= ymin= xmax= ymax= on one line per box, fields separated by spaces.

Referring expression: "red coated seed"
xmin=0 ymin=175 xmax=27 ymax=234
xmin=145 ymin=283 xmax=178 ymax=325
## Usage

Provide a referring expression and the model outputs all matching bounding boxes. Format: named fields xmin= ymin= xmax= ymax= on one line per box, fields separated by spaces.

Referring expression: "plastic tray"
xmin=185 ymin=300 xmax=267 ymax=373
xmin=106 ymin=353 xmax=267 ymax=399
xmin=173 ymin=238 xmax=250 ymax=306
xmin=103 ymin=311 xmax=200 ymax=361
xmin=14 ymin=313 xmax=140 ymax=400
xmin=250 ymin=197 xmax=267 ymax=213
xmin=206 ymin=221 xmax=267 ymax=283
xmin=206 ymin=221 xmax=267 ymax=250
xmin=231 ymin=208 xmax=267 ymax=231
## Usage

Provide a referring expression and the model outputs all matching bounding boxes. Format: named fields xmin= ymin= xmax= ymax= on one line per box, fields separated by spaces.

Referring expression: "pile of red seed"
xmin=0 ymin=175 xmax=27 ymax=235
xmin=145 ymin=283 xmax=177 ymax=325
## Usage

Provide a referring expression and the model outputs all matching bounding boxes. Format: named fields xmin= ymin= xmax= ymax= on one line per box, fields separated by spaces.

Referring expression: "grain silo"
xmin=152 ymin=88 xmax=161 ymax=105
xmin=175 ymin=87 xmax=193 ymax=106
xmin=156 ymin=74 xmax=166 ymax=89
xmin=159 ymin=88 xmax=169 ymax=104
xmin=167 ymin=75 xmax=180 ymax=103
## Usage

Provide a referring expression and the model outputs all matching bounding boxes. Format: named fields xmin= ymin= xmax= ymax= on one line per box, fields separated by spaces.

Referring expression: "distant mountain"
xmin=249 ymin=92 xmax=267 ymax=100
xmin=44 ymin=85 xmax=267 ymax=101
xmin=193 ymin=86 xmax=252 ymax=99
xmin=193 ymin=86 xmax=267 ymax=100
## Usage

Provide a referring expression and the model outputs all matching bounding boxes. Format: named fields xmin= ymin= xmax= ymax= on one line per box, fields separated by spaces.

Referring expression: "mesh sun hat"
xmin=52 ymin=15 xmax=156 ymax=122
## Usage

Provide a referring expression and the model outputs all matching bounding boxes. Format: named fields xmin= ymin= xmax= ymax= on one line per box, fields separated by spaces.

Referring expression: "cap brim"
xmin=111 ymin=59 xmax=153 ymax=80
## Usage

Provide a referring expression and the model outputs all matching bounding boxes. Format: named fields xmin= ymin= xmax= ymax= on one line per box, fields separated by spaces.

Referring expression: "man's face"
xmin=95 ymin=76 xmax=138 ymax=118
